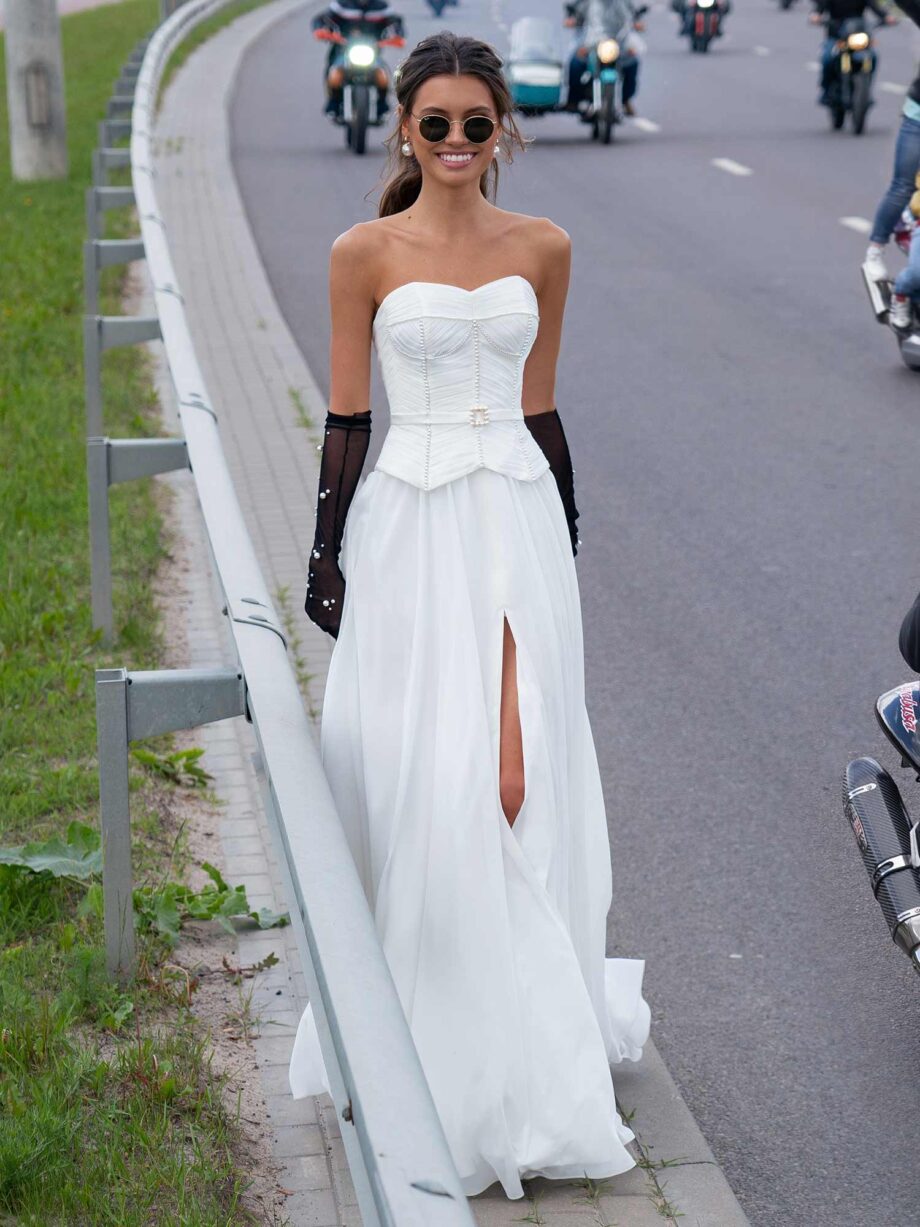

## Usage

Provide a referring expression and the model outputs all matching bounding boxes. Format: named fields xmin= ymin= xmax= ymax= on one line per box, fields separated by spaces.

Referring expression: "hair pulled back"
xmin=378 ymin=32 xmax=526 ymax=218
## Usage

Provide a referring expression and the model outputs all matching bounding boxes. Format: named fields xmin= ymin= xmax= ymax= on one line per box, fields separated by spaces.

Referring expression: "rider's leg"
xmin=325 ymin=45 xmax=343 ymax=115
xmin=566 ymin=47 xmax=588 ymax=109
xmin=819 ymin=38 xmax=836 ymax=104
xmin=892 ymin=226 xmax=920 ymax=326
xmin=621 ymin=58 xmax=638 ymax=114
xmin=869 ymin=114 xmax=920 ymax=246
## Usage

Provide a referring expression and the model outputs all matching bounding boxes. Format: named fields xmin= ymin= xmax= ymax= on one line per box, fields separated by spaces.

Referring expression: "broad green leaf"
xmin=252 ymin=908 xmax=289 ymax=930
xmin=201 ymin=861 xmax=229 ymax=893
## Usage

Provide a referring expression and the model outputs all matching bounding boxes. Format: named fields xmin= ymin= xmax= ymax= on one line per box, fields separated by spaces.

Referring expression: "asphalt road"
xmin=230 ymin=6 xmax=920 ymax=1224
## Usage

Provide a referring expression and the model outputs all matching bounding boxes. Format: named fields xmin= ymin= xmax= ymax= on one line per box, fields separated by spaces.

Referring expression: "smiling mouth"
xmin=436 ymin=151 xmax=477 ymax=166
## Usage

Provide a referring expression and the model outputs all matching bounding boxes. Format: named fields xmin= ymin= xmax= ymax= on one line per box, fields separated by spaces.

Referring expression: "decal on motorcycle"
xmin=898 ymin=686 xmax=918 ymax=734
xmin=846 ymin=804 xmax=869 ymax=852
xmin=847 ymin=782 xmax=877 ymax=799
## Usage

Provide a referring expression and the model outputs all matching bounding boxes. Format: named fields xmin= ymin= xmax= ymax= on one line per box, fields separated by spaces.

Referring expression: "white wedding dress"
xmin=289 ymin=274 xmax=650 ymax=1199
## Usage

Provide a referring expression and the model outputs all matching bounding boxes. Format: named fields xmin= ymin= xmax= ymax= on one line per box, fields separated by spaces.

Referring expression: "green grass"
xmin=0 ymin=3 xmax=274 ymax=1221
xmin=1 ymin=1 xmax=166 ymax=842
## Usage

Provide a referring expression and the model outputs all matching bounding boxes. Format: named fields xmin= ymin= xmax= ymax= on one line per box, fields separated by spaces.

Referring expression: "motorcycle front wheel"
xmin=851 ymin=71 xmax=871 ymax=135
xmin=599 ymin=82 xmax=615 ymax=144
xmin=349 ymin=83 xmax=369 ymax=155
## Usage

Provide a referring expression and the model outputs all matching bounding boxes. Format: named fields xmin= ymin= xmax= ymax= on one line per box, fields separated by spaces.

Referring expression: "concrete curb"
xmin=152 ymin=3 xmax=752 ymax=1223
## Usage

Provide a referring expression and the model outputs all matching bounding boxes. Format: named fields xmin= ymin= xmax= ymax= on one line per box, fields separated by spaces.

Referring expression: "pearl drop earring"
xmin=493 ymin=142 xmax=501 ymax=156
xmin=401 ymin=140 xmax=412 ymax=156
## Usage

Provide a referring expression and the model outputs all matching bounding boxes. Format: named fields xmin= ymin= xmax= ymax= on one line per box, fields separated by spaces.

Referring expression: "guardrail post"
xmin=92 ymin=146 xmax=132 ymax=188
xmin=85 ymin=185 xmax=136 ymax=243
xmin=96 ymin=667 xmax=247 ymax=978
xmin=106 ymin=96 xmax=135 ymax=118
xmin=98 ymin=118 xmax=132 ymax=148
xmin=96 ymin=668 xmax=133 ymax=979
xmin=88 ymin=437 xmax=189 ymax=642
xmin=84 ymin=315 xmax=162 ymax=437
xmin=84 ymin=237 xmax=147 ymax=313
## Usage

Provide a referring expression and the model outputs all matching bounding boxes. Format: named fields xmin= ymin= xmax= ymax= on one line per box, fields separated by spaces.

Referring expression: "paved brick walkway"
xmin=149 ymin=3 xmax=750 ymax=1224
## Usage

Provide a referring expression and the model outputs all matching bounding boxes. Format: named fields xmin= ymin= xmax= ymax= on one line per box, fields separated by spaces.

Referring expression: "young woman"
xmin=289 ymin=31 xmax=650 ymax=1199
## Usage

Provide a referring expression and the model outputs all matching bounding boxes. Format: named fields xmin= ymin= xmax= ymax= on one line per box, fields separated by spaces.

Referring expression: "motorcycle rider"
xmin=564 ymin=0 xmax=645 ymax=117
xmin=864 ymin=0 xmax=920 ymax=281
xmin=808 ymin=0 xmax=894 ymax=108
xmin=312 ymin=0 xmax=405 ymax=118
xmin=672 ymin=0 xmax=731 ymax=39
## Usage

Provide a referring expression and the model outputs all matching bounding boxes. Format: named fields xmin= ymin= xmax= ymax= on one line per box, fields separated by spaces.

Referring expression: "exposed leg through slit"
xmin=499 ymin=613 xmax=526 ymax=828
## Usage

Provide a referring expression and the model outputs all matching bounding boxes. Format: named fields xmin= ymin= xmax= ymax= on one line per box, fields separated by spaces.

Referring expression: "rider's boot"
xmin=865 ymin=242 xmax=890 ymax=282
xmin=890 ymin=293 xmax=912 ymax=330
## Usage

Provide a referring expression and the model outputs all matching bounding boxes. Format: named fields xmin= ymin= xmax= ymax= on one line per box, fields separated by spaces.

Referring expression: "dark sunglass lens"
xmin=464 ymin=117 xmax=495 ymax=143
xmin=419 ymin=115 xmax=450 ymax=142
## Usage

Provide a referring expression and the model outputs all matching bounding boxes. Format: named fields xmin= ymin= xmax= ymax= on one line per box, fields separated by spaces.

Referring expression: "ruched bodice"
xmin=372 ymin=275 xmax=551 ymax=491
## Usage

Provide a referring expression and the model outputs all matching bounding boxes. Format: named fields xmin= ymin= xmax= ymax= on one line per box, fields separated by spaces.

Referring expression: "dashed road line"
xmin=712 ymin=157 xmax=753 ymax=177
xmin=839 ymin=216 xmax=872 ymax=234
xmin=632 ymin=117 xmax=661 ymax=133
xmin=881 ymin=81 xmax=907 ymax=95
xmin=805 ymin=59 xmax=819 ymax=71
xmin=753 ymin=44 xmax=771 ymax=56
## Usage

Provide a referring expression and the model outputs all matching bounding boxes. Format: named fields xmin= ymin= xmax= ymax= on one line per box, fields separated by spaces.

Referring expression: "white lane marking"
xmin=712 ymin=157 xmax=753 ymax=176
xmin=805 ymin=59 xmax=819 ymax=71
xmin=753 ymin=44 xmax=771 ymax=56
xmin=839 ymin=216 xmax=872 ymax=234
xmin=632 ymin=117 xmax=661 ymax=133
xmin=881 ymin=81 xmax=907 ymax=95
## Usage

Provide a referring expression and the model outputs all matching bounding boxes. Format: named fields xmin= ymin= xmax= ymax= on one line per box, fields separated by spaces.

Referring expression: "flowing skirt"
xmin=289 ymin=464 xmax=650 ymax=1199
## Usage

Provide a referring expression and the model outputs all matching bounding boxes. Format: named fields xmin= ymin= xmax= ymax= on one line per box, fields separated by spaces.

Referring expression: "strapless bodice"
xmin=372 ymin=275 xmax=551 ymax=491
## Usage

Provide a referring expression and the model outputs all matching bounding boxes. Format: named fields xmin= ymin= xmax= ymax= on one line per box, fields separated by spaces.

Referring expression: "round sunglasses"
xmin=410 ymin=112 xmax=498 ymax=145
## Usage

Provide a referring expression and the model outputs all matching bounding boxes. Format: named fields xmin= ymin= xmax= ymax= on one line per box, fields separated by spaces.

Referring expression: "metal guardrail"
xmin=84 ymin=4 xmax=478 ymax=1222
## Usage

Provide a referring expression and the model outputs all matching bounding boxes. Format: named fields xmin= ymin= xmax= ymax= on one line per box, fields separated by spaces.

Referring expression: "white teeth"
xmin=439 ymin=153 xmax=474 ymax=163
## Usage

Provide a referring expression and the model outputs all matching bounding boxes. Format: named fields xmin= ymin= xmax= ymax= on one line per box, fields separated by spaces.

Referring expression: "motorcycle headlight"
xmin=697 ymin=0 xmax=715 ymax=9
xmin=347 ymin=43 xmax=376 ymax=67
xmin=596 ymin=38 xmax=620 ymax=63
xmin=847 ymin=31 xmax=870 ymax=50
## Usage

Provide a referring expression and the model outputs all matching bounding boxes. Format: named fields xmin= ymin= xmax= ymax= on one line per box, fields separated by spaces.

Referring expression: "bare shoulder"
xmin=499 ymin=211 xmax=571 ymax=288
xmin=330 ymin=220 xmax=382 ymax=271
xmin=330 ymin=216 xmax=407 ymax=300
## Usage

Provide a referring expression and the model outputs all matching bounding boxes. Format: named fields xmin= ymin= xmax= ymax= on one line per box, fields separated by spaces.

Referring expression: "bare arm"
xmin=328 ymin=226 xmax=376 ymax=414
xmin=521 ymin=222 xmax=572 ymax=415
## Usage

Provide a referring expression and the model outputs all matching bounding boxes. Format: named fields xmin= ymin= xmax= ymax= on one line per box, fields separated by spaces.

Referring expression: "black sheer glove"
xmin=304 ymin=409 xmax=372 ymax=638
xmin=523 ymin=408 xmax=581 ymax=557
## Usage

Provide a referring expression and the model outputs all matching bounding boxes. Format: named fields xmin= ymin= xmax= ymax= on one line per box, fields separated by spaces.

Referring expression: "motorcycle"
xmin=816 ymin=15 xmax=885 ymax=135
xmin=507 ymin=9 xmax=646 ymax=146
xmin=844 ymin=682 xmax=920 ymax=971
xmin=861 ymin=257 xmax=920 ymax=372
xmin=314 ymin=27 xmax=404 ymax=154
xmin=681 ymin=0 xmax=727 ymax=53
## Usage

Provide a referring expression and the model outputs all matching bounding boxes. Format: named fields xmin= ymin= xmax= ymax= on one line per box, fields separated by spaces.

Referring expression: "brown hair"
xmin=378 ymin=32 xmax=527 ymax=218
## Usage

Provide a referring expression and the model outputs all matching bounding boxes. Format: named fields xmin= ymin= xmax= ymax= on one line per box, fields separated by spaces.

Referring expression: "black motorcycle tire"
xmin=829 ymin=101 xmax=846 ymax=130
xmin=350 ymin=83 xmax=369 ymax=155
xmin=691 ymin=33 xmax=710 ymax=51
xmin=599 ymin=82 xmax=615 ymax=144
xmin=851 ymin=70 xmax=871 ymax=135
xmin=780 ymin=0 xmax=794 ymax=8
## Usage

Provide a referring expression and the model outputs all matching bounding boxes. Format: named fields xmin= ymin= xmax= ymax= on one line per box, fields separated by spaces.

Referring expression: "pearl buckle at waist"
xmin=469 ymin=404 xmax=490 ymax=426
